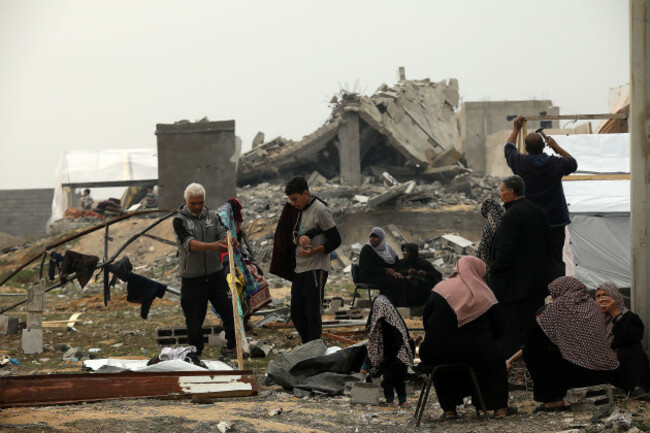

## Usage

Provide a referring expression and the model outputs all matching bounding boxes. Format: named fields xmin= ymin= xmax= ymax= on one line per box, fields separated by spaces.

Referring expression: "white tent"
xmin=552 ymin=133 xmax=630 ymax=291
xmin=48 ymin=149 xmax=158 ymax=228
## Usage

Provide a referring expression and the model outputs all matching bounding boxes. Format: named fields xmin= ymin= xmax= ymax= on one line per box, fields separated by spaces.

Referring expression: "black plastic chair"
xmin=350 ymin=263 xmax=381 ymax=306
xmin=413 ymin=363 xmax=488 ymax=426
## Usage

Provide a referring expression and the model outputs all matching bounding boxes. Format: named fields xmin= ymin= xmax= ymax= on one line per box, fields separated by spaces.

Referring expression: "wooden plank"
xmin=0 ymin=370 xmax=257 ymax=408
xmin=524 ymin=113 xmax=628 ymax=121
xmin=321 ymin=332 xmax=358 ymax=346
xmin=562 ymin=174 xmax=630 ymax=181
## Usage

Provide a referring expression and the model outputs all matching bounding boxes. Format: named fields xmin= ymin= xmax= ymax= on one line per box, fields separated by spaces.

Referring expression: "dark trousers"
xmin=548 ymin=226 xmax=566 ymax=281
xmin=181 ymin=270 xmax=236 ymax=356
xmin=381 ymin=359 xmax=407 ymax=402
xmin=291 ymin=269 xmax=328 ymax=343
xmin=498 ymin=292 xmax=547 ymax=359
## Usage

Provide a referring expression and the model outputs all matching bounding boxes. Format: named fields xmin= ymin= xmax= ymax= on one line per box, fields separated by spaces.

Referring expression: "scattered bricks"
xmin=350 ymin=382 xmax=381 ymax=405
xmin=22 ymin=328 xmax=43 ymax=354
xmin=0 ymin=314 xmax=19 ymax=335
xmin=566 ymin=384 xmax=613 ymax=411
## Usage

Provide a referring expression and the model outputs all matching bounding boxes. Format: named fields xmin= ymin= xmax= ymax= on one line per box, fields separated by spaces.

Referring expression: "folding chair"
xmin=413 ymin=363 xmax=488 ymax=426
xmin=350 ymin=263 xmax=381 ymax=306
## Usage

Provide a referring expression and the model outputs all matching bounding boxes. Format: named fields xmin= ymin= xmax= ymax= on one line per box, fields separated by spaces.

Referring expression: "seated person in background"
xmin=96 ymin=198 xmax=126 ymax=216
xmin=419 ymin=256 xmax=514 ymax=419
xmin=140 ymin=187 xmax=158 ymax=209
xmin=523 ymin=276 xmax=618 ymax=412
xmin=80 ymin=188 xmax=93 ymax=210
xmin=596 ymin=282 xmax=650 ymax=398
xmin=359 ymin=227 xmax=408 ymax=307
xmin=396 ymin=243 xmax=442 ymax=291
xmin=360 ymin=295 xmax=414 ymax=407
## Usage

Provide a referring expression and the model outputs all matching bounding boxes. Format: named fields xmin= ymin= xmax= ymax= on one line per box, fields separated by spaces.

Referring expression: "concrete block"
xmin=350 ymin=382 xmax=381 ymax=405
xmin=22 ymin=328 xmax=43 ymax=354
xmin=0 ymin=314 xmax=19 ymax=334
xmin=208 ymin=334 xmax=226 ymax=348
xmin=566 ymin=384 xmax=613 ymax=411
xmin=26 ymin=312 xmax=42 ymax=329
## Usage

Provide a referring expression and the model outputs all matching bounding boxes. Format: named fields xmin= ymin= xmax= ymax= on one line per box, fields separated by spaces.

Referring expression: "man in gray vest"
xmin=173 ymin=183 xmax=237 ymax=360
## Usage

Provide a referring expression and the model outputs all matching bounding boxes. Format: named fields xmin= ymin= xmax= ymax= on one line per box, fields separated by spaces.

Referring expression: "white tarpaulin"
xmin=549 ymin=133 xmax=631 ymax=290
xmin=48 ymin=149 xmax=158 ymax=227
xmin=83 ymin=358 xmax=233 ymax=373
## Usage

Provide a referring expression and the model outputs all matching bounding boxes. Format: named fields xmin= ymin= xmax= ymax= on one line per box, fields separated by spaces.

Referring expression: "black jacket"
xmin=489 ymin=198 xmax=550 ymax=302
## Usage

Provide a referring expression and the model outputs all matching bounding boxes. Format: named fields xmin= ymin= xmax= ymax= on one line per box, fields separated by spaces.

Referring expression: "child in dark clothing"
xmin=360 ymin=295 xmax=414 ymax=406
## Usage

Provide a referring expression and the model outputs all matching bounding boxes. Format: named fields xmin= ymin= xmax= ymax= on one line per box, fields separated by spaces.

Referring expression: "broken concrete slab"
xmin=367 ymin=181 xmax=415 ymax=208
xmin=307 ymin=171 xmax=328 ymax=187
xmin=438 ymin=233 xmax=474 ymax=255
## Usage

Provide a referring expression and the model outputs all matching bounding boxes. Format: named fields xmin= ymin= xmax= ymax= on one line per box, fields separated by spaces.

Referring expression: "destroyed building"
xmin=237 ymin=76 xmax=463 ymax=186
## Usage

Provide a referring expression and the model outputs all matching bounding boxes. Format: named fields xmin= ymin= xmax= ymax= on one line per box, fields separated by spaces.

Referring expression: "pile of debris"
xmin=237 ymin=75 xmax=463 ymax=186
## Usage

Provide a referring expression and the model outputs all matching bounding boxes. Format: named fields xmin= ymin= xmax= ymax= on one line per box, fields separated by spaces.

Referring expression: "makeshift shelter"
xmin=554 ymin=133 xmax=630 ymax=291
xmin=48 ymin=149 xmax=158 ymax=228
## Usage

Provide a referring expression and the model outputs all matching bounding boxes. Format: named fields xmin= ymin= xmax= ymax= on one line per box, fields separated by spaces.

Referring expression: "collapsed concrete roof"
xmin=238 ymin=77 xmax=461 ymax=186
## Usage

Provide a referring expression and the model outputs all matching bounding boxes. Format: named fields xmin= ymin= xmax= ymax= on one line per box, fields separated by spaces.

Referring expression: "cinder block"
xmin=22 ymin=328 xmax=43 ymax=354
xmin=566 ymin=384 xmax=613 ymax=411
xmin=0 ymin=314 xmax=19 ymax=334
xmin=350 ymin=382 xmax=381 ymax=405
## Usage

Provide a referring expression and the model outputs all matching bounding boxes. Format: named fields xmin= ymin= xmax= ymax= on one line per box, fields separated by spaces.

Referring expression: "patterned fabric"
xmin=598 ymin=281 xmax=629 ymax=344
xmin=538 ymin=276 xmax=619 ymax=371
xmin=477 ymin=199 xmax=504 ymax=269
xmin=218 ymin=201 xmax=266 ymax=316
xmin=433 ymin=256 xmax=498 ymax=327
xmin=367 ymin=227 xmax=398 ymax=265
xmin=366 ymin=295 xmax=414 ymax=374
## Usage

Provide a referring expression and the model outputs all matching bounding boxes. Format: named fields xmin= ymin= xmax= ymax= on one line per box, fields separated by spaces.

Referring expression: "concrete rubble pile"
xmin=236 ymin=170 xmax=502 ymax=287
xmin=237 ymin=76 xmax=463 ymax=186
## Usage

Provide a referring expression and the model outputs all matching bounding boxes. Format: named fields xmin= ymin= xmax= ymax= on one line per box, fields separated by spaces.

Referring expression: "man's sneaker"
xmin=186 ymin=353 xmax=207 ymax=369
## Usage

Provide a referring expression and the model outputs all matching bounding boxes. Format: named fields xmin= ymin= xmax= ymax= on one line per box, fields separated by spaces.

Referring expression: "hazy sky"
xmin=0 ymin=0 xmax=630 ymax=190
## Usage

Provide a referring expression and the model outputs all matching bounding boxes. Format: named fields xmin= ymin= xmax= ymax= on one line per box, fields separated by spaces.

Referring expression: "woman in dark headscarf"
xmin=420 ymin=256 xmax=513 ymax=419
xmin=523 ymin=276 xmax=619 ymax=412
xmin=596 ymin=282 xmax=650 ymax=398
xmin=360 ymin=295 xmax=414 ymax=407
xmin=477 ymin=199 xmax=504 ymax=285
xmin=395 ymin=243 xmax=442 ymax=307
xmin=359 ymin=227 xmax=408 ymax=307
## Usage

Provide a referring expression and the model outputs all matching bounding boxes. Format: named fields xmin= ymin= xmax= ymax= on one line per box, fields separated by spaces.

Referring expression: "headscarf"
xmin=538 ymin=276 xmax=619 ymax=371
xmin=477 ymin=199 xmax=504 ymax=267
xmin=433 ymin=256 xmax=498 ymax=327
xmin=366 ymin=295 xmax=414 ymax=374
xmin=598 ymin=281 xmax=629 ymax=344
xmin=400 ymin=243 xmax=420 ymax=267
xmin=367 ymin=227 xmax=398 ymax=265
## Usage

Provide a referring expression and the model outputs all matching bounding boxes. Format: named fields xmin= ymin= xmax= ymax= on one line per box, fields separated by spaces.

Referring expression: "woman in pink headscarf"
xmin=523 ymin=276 xmax=619 ymax=412
xmin=419 ymin=256 xmax=514 ymax=419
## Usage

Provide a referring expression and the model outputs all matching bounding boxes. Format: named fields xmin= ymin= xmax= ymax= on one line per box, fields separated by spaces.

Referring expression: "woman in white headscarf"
xmin=359 ymin=227 xmax=408 ymax=307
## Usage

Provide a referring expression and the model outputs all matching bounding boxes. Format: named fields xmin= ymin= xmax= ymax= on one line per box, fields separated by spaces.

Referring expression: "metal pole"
xmin=629 ymin=0 xmax=650 ymax=349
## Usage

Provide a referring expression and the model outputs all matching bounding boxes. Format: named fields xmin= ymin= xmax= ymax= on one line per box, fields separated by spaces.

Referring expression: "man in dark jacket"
xmin=489 ymin=175 xmax=550 ymax=358
xmin=172 ymin=182 xmax=238 ymax=361
xmin=504 ymin=116 xmax=577 ymax=279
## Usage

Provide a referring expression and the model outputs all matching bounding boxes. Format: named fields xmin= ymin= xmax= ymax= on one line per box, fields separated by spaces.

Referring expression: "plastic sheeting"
xmin=553 ymin=133 xmax=629 ymax=214
xmin=83 ymin=358 xmax=233 ymax=373
xmin=567 ymin=214 xmax=631 ymax=291
xmin=48 ymin=149 xmax=158 ymax=227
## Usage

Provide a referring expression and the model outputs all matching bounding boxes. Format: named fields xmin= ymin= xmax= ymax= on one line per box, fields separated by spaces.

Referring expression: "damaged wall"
xmin=156 ymin=120 xmax=237 ymax=210
xmin=237 ymin=76 xmax=461 ymax=186
xmin=459 ymin=100 xmax=560 ymax=173
xmin=0 ymin=189 xmax=54 ymax=239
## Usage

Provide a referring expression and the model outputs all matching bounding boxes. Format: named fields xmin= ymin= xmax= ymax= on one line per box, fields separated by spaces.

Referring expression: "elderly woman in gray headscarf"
xmin=359 ymin=227 xmax=409 ymax=307
xmin=596 ymin=282 xmax=650 ymax=398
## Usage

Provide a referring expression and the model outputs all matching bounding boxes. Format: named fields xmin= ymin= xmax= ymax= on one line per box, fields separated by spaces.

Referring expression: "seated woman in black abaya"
xmin=597 ymin=282 xmax=650 ymax=399
xmin=396 ymin=243 xmax=442 ymax=306
xmin=359 ymin=227 xmax=409 ymax=307
xmin=419 ymin=256 xmax=514 ymax=419
xmin=523 ymin=277 xmax=619 ymax=412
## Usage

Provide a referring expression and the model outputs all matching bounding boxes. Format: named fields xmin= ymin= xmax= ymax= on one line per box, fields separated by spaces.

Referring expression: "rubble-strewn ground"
xmin=2 ymin=177 xmax=650 ymax=432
